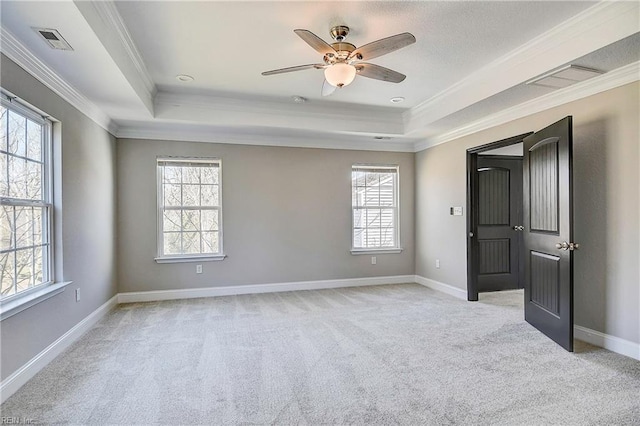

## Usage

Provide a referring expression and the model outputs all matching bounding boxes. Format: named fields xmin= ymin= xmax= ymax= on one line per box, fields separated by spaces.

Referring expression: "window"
xmin=156 ymin=158 xmax=224 ymax=262
xmin=351 ymin=165 xmax=401 ymax=253
xmin=1 ymin=99 xmax=53 ymax=300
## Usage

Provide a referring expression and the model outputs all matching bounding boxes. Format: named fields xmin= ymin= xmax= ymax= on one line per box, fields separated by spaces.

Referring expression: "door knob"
xmin=555 ymin=241 xmax=579 ymax=251
xmin=512 ymin=225 xmax=524 ymax=231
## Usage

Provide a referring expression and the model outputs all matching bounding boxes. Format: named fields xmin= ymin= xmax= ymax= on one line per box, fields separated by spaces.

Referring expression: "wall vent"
xmin=33 ymin=28 xmax=73 ymax=51
xmin=526 ymin=65 xmax=604 ymax=89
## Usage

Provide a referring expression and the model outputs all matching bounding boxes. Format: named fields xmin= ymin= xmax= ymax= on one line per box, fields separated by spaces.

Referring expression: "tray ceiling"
xmin=0 ymin=1 xmax=638 ymax=151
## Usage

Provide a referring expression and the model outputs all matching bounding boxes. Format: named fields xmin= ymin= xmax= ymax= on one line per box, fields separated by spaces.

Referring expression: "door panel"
xmin=479 ymin=239 xmax=510 ymax=274
xmin=478 ymin=168 xmax=510 ymax=225
xmin=529 ymin=138 xmax=559 ymax=233
xmin=530 ymin=251 xmax=560 ymax=315
xmin=476 ymin=157 xmax=523 ymax=292
xmin=523 ymin=117 xmax=574 ymax=351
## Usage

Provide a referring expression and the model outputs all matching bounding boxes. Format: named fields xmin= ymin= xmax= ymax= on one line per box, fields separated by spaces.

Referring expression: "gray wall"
xmin=0 ymin=55 xmax=118 ymax=380
xmin=2 ymin=49 xmax=635 ymax=383
xmin=415 ymin=82 xmax=640 ymax=345
xmin=117 ymin=139 xmax=415 ymax=292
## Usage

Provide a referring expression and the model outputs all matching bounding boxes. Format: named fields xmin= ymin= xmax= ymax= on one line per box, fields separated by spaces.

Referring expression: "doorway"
xmin=466 ymin=118 xmax=575 ymax=351
xmin=466 ymin=133 xmax=532 ymax=302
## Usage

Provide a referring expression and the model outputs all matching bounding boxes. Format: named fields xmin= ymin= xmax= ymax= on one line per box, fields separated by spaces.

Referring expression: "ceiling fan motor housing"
xmin=324 ymin=42 xmax=356 ymax=64
xmin=323 ymin=26 xmax=356 ymax=65
xmin=330 ymin=25 xmax=350 ymax=42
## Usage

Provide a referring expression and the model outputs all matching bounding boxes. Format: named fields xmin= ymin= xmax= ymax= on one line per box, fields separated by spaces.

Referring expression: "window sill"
xmin=350 ymin=248 xmax=404 ymax=255
xmin=0 ymin=281 xmax=72 ymax=321
xmin=155 ymin=254 xmax=227 ymax=264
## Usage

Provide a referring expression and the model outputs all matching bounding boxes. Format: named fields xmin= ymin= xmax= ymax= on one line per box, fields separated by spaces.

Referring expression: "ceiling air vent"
xmin=526 ymin=65 xmax=603 ymax=89
xmin=33 ymin=28 xmax=73 ymax=51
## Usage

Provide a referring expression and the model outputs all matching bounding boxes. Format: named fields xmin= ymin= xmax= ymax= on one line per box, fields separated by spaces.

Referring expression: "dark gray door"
xmin=476 ymin=157 xmax=523 ymax=292
xmin=523 ymin=117 xmax=574 ymax=351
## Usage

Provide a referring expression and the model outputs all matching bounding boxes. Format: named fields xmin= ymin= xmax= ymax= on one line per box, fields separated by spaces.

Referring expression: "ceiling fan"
xmin=261 ymin=26 xmax=416 ymax=96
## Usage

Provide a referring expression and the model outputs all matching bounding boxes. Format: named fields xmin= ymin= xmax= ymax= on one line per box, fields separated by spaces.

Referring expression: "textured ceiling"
xmin=115 ymin=1 xmax=597 ymax=108
xmin=422 ymin=32 xmax=640 ymax=139
xmin=0 ymin=1 xmax=152 ymax=120
xmin=0 ymin=1 xmax=637 ymax=150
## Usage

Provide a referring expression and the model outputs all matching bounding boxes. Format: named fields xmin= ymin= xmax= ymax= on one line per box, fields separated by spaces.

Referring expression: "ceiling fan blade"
xmin=322 ymin=79 xmax=336 ymax=97
xmin=349 ymin=32 xmax=416 ymax=61
xmin=262 ymin=64 xmax=325 ymax=76
xmin=294 ymin=29 xmax=336 ymax=56
xmin=356 ymin=63 xmax=406 ymax=83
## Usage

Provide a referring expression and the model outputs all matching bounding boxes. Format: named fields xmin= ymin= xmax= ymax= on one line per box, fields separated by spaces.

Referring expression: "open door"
xmin=466 ymin=133 xmax=532 ymax=301
xmin=523 ymin=116 xmax=575 ymax=351
xmin=476 ymin=156 xmax=523 ymax=292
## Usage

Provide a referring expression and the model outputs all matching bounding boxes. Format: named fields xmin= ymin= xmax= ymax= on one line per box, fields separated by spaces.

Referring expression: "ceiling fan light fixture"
xmin=324 ymin=63 xmax=356 ymax=88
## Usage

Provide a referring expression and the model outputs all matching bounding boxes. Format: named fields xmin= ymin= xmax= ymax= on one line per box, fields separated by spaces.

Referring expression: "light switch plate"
xmin=451 ymin=206 xmax=463 ymax=216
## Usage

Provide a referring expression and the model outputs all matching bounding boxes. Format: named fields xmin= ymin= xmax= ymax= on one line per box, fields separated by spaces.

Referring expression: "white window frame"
xmin=155 ymin=156 xmax=226 ymax=263
xmin=351 ymin=164 xmax=402 ymax=255
xmin=0 ymin=94 xmax=69 ymax=321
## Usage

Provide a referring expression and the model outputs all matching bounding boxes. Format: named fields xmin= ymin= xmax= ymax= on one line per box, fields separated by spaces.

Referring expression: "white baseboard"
xmin=414 ymin=275 xmax=468 ymax=300
xmin=4 ymin=278 xmax=635 ymax=407
xmin=0 ymin=294 xmax=118 ymax=403
xmin=574 ymin=325 xmax=640 ymax=361
xmin=411 ymin=277 xmax=640 ymax=361
xmin=118 ymin=275 xmax=416 ymax=304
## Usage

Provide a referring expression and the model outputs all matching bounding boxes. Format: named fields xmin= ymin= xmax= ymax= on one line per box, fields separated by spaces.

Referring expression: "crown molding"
xmin=156 ymin=91 xmax=402 ymax=121
xmin=414 ymin=61 xmax=640 ymax=152
xmin=73 ymin=0 xmax=155 ymax=114
xmin=155 ymin=91 xmax=406 ymax=136
xmin=0 ymin=28 xmax=118 ymax=135
xmin=405 ymin=0 xmax=640 ymax=134
xmin=81 ymin=0 xmax=155 ymax=96
xmin=3 ymin=0 xmax=636 ymax=153
xmin=116 ymin=124 xmax=416 ymax=152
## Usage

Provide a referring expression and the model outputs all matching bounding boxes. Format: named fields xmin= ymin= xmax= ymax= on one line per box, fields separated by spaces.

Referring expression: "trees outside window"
xmin=1 ymin=101 xmax=52 ymax=300
xmin=156 ymin=158 xmax=224 ymax=261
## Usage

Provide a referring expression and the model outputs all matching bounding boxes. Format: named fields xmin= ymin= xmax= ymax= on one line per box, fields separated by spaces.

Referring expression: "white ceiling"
xmin=1 ymin=1 xmax=638 ymax=151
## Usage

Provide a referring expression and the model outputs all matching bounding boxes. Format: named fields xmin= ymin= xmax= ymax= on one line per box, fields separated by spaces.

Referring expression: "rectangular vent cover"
xmin=526 ymin=65 xmax=603 ymax=89
xmin=33 ymin=28 xmax=73 ymax=51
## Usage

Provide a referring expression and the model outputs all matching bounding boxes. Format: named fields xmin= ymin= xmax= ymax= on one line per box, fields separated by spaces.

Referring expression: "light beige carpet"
xmin=1 ymin=284 xmax=638 ymax=425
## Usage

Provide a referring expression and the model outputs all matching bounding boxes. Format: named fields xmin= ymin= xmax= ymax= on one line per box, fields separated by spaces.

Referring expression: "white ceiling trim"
xmin=83 ymin=0 xmax=155 ymax=95
xmin=73 ymin=0 xmax=155 ymax=115
xmin=155 ymin=91 xmax=405 ymax=136
xmin=414 ymin=60 xmax=640 ymax=152
xmin=3 ymin=0 xmax=637 ymax=153
xmin=116 ymin=125 xmax=416 ymax=153
xmin=404 ymin=0 xmax=640 ymax=134
xmin=156 ymin=91 xmax=403 ymax=123
xmin=0 ymin=28 xmax=118 ymax=135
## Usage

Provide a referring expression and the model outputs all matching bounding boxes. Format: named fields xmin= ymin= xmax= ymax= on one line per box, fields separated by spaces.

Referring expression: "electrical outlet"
xmin=436 ymin=259 xmax=440 ymax=269
xmin=75 ymin=288 xmax=80 ymax=302
xmin=371 ymin=256 xmax=377 ymax=265
xmin=196 ymin=264 xmax=203 ymax=274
